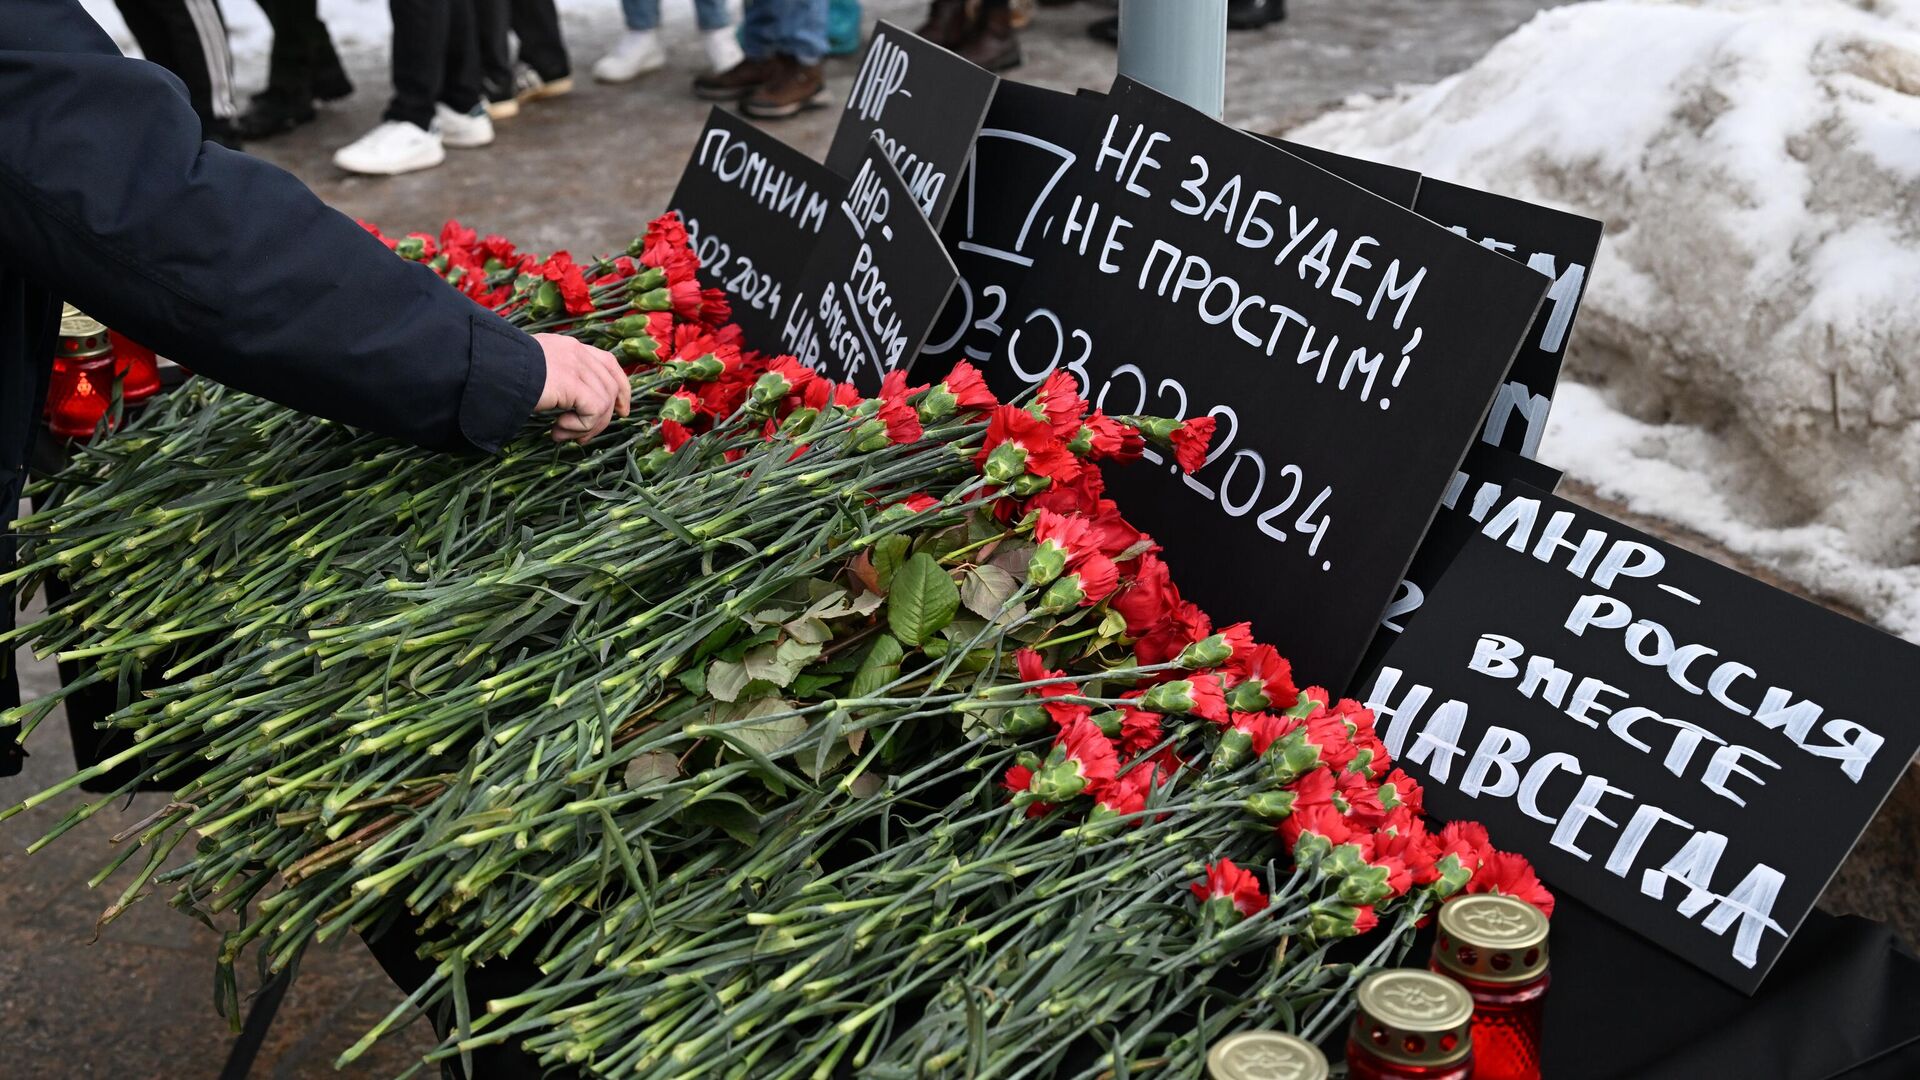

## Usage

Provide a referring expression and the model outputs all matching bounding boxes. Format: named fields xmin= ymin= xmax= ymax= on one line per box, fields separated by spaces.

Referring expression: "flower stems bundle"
xmin=3 ymin=215 xmax=1551 ymax=1078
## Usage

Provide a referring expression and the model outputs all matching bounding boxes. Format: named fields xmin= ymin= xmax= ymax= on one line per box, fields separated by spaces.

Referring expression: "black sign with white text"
xmin=920 ymin=82 xmax=1096 ymax=378
xmin=782 ymin=138 xmax=959 ymax=395
xmin=1353 ymin=444 xmax=1562 ymax=691
xmin=1367 ymin=488 xmax=1920 ymax=991
xmin=824 ymin=21 xmax=998 ymax=229
xmin=668 ymin=108 xmax=848 ymax=348
xmin=1412 ymin=179 xmax=1602 ymax=458
xmin=988 ymin=78 xmax=1548 ymax=688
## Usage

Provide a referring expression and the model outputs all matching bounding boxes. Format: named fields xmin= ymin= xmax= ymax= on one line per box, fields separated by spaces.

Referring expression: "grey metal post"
xmin=1116 ymin=0 xmax=1228 ymax=119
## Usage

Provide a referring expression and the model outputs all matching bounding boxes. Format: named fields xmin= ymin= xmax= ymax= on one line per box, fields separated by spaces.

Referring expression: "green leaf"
xmin=887 ymin=553 xmax=960 ymax=646
xmin=743 ymin=638 xmax=823 ymax=688
xmin=681 ymin=800 xmax=760 ymax=845
xmin=707 ymin=659 xmax=750 ymax=703
xmin=960 ymin=564 xmax=1020 ymax=621
xmin=850 ymin=635 xmax=904 ymax=698
xmin=623 ymin=751 xmax=680 ymax=792
xmin=872 ymin=535 xmax=912 ymax=592
xmin=727 ymin=696 xmax=808 ymax=758
xmin=783 ymin=615 xmax=832 ymax=645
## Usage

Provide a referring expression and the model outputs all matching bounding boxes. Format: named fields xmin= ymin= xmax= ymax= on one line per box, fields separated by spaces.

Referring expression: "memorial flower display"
xmin=2 ymin=215 xmax=1549 ymax=1078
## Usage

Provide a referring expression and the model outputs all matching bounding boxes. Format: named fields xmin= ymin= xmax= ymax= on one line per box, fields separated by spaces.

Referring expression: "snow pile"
xmin=1291 ymin=0 xmax=1920 ymax=639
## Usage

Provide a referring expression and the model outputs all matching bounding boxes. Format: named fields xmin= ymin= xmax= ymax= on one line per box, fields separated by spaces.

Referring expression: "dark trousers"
xmin=112 ymin=0 xmax=238 ymax=131
xmin=257 ymin=0 xmax=351 ymax=103
xmin=475 ymin=0 xmax=570 ymax=100
xmin=385 ymin=0 xmax=484 ymax=129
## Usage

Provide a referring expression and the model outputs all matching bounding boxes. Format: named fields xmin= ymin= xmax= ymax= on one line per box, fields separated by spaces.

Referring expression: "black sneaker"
xmin=235 ymin=92 xmax=318 ymax=139
xmin=314 ymin=68 xmax=355 ymax=102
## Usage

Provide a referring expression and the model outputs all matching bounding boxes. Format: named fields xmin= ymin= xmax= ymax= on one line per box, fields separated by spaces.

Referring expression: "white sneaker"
xmin=593 ymin=30 xmax=665 ymax=83
xmin=435 ymin=102 xmax=495 ymax=148
xmin=333 ymin=120 xmax=444 ymax=176
xmin=702 ymin=27 xmax=745 ymax=74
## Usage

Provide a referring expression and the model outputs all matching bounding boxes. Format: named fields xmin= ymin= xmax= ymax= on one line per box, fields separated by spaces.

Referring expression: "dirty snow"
xmin=1291 ymin=0 xmax=1920 ymax=641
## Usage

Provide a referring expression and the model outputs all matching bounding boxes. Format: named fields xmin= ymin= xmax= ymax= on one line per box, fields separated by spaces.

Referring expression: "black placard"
xmin=1412 ymin=178 xmax=1603 ymax=458
xmin=781 ymin=137 xmax=959 ymax=395
xmin=667 ymin=108 xmax=849 ymax=349
xmin=1253 ymin=134 xmax=1423 ymax=208
xmin=1352 ymin=444 xmax=1562 ymax=691
xmin=824 ymin=20 xmax=999 ymax=229
xmin=982 ymin=77 xmax=1548 ymax=688
xmin=920 ymin=82 xmax=1096 ymax=372
xmin=1366 ymin=487 xmax=1920 ymax=991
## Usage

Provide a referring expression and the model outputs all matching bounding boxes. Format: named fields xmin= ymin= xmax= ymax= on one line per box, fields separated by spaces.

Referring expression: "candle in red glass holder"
xmin=1206 ymin=1029 xmax=1328 ymax=1080
xmin=108 ymin=329 xmax=162 ymax=404
xmin=47 ymin=310 xmax=118 ymax=439
xmin=1430 ymin=894 xmax=1550 ymax=1080
xmin=1345 ymin=969 xmax=1474 ymax=1080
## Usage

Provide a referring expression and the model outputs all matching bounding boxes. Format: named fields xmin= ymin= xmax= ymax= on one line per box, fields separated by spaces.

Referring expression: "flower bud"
xmin=1026 ymin=542 xmax=1068 ymax=587
xmin=751 ymin=370 xmax=794 ymax=408
xmin=1029 ymin=758 xmax=1089 ymax=803
xmin=529 ymin=279 xmax=564 ymax=320
xmin=616 ymin=337 xmax=658 ymax=366
xmin=1007 ymin=473 xmax=1053 ymax=496
xmin=1307 ymin=899 xmax=1370 ymax=940
xmin=1264 ymin=729 xmax=1322 ymax=785
xmin=1177 ymin=634 xmax=1233 ymax=669
xmin=917 ymin=385 xmax=958 ymax=422
xmin=661 ymin=394 xmax=696 ymax=424
xmin=983 ymin=443 xmax=1028 ymax=485
xmin=394 ymin=236 xmax=429 ymax=261
xmin=1227 ymin=680 xmax=1271 ymax=713
xmin=1090 ymin=709 xmax=1125 ymax=739
xmin=1211 ymin=726 xmax=1254 ymax=771
xmin=1137 ymin=680 xmax=1196 ymax=715
xmin=1004 ymin=704 xmax=1053 ymax=736
xmin=1038 ymin=575 xmax=1086 ymax=613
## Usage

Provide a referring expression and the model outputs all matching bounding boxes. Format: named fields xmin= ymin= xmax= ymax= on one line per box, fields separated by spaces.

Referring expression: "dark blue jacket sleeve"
xmin=0 ymin=1 xmax=544 ymax=453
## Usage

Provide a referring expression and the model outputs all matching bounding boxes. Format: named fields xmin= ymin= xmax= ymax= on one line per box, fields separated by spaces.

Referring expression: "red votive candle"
xmin=1346 ymin=969 xmax=1475 ymax=1080
xmin=1430 ymin=894 xmax=1550 ymax=1080
xmin=47 ymin=309 xmax=118 ymax=439
xmin=108 ymin=329 xmax=162 ymax=405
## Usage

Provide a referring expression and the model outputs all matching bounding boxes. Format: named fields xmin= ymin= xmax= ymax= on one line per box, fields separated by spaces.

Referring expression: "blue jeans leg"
xmin=779 ymin=0 xmax=829 ymax=64
xmin=694 ymin=0 xmax=733 ymax=31
xmin=620 ymin=0 xmax=660 ymax=31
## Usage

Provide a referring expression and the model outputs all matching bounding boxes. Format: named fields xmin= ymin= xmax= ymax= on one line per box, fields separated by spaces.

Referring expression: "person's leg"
xmin=114 ymin=1 xmax=242 ymax=136
xmin=690 ymin=0 xmax=742 ymax=72
xmin=691 ymin=0 xmax=732 ymax=32
xmin=958 ymin=0 xmax=1021 ymax=71
xmin=621 ymin=0 xmax=662 ymax=31
xmin=438 ymin=0 xmax=487 ymax=115
xmin=744 ymin=0 xmax=829 ymax=118
xmin=509 ymin=0 xmax=572 ymax=81
xmin=257 ymin=0 xmax=315 ymax=101
xmin=309 ymin=9 xmax=353 ymax=99
xmin=693 ymin=0 xmax=781 ymax=99
xmin=917 ymin=0 xmax=969 ymax=50
xmin=472 ymin=0 xmax=517 ymax=110
xmin=384 ymin=0 xmax=448 ymax=129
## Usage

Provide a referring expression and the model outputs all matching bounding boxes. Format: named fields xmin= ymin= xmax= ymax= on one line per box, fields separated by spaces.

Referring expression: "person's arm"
xmin=0 ymin=2 xmax=625 ymax=451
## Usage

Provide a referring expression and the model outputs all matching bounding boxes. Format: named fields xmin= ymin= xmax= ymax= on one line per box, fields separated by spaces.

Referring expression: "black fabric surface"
xmin=1540 ymin=895 xmax=1920 ymax=1079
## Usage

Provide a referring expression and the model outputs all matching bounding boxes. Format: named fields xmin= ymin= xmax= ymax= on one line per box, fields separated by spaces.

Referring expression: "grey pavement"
xmin=9 ymin=2 xmax=1916 ymax=1077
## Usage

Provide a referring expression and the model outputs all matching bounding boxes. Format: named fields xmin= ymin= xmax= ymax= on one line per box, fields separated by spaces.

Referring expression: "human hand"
xmin=534 ymin=333 xmax=631 ymax=444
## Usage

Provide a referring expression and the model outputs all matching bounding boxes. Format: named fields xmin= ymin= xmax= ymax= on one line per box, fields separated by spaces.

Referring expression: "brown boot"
xmin=694 ymin=56 xmax=780 ymax=102
xmin=917 ymin=0 xmax=972 ymax=49
xmin=958 ymin=9 xmax=1022 ymax=72
xmin=742 ymin=56 xmax=827 ymax=119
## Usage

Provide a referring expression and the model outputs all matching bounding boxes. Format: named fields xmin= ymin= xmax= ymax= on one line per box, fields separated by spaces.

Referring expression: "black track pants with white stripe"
xmin=112 ymin=0 xmax=239 ymax=132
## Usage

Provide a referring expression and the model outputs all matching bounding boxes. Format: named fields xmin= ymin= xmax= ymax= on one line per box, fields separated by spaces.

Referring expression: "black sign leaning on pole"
xmin=1412 ymin=178 xmax=1603 ymax=458
xmin=1365 ymin=486 xmax=1920 ymax=992
xmin=1252 ymin=134 xmax=1423 ymax=209
xmin=1351 ymin=444 xmax=1562 ymax=693
xmin=824 ymin=20 xmax=999 ymax=229
xmin=985 ymin=77 xmax=1548 ymax=689
xmin=919 ymin=81 xmax=1098 ymax=384
xmin=667 ymin=107 xmax=849 ymax=349
xmin=781 ymin=136 xmax=959 ymax=396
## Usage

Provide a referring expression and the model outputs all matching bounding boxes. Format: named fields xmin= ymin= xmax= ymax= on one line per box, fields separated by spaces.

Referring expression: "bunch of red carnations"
xmin=9 ymin=210 xmax=1548 ymax=1080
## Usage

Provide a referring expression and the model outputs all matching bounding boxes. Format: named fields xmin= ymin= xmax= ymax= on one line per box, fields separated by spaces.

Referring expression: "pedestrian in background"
xmin=918 ymin=0 xmax=1020 ymax=70
xmin=593 ymin=0 xmax=744 ymax=84
xmin=694 ymin=0 xmax=827 ymax=120
xmin=827 ymin=0 xmax=862 ymax=56
xmin=235 ymin=0 xmax=353 ymax=138
xmin=333 ymin=0 xmax=495 ymax=176
xmin=477 ymin=0 xmax=574 ymax=118
xmin=111 ymin=0 xmax=244 ymax=145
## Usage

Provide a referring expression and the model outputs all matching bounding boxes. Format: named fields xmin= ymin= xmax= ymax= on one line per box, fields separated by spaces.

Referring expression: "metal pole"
xmin=1116 ymin=0 xmax=1228 ymax=119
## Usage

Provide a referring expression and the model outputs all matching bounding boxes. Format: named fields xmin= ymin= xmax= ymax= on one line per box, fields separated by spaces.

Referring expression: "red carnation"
xmin=1016 ymin=648 xmax=1090 ymax=727
xmin=1230 ymin=644 xmax=1297 ymax=711
xmin=939 ymin=361 xmax=999 ymax=411
xmin=876 ymin=396 xmax=923 ymax=445
xmin=1134 ymin=599 xmax=1213 ymax=667
xmin=1189 ymin=858 xmax=1269 ymax=919
xmin=1170 ymin=415 xmax=1216 ymax=473
xmin=1033 ymin=370 xmax=1088 ymax=438
xmin=1112 ymin=552 xmax=1176 ymax=636
xmin=1466 ymin=850 xmax=1556 ymax=917
xmin=1118 ymin=707 xmax=1164 ymax=755
xmin=978 ymin=405 xmax=1081 ymax=484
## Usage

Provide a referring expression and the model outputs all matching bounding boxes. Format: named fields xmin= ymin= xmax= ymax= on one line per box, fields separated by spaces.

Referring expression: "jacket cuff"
xmin=459 ymin=315 xmax=545 ymax=453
